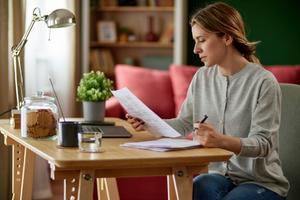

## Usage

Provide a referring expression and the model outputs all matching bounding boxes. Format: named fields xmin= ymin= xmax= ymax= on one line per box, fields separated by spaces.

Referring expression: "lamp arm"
xmin=12 ymin=20 xmax=35 ymax=55
xmin=11 ymin=7 xmax=47 ymax=109
xmin=12 ymin=54 xmax=24 ymax=110
xmin=12 ymin=8 xmax=47 ymax=55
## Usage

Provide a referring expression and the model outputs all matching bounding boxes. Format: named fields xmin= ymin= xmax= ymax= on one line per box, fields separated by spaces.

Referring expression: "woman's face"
xmin=192 ymin=24 xmax=228 ymax=67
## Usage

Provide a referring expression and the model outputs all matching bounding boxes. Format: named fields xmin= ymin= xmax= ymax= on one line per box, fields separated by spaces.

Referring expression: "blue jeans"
xmin=193 ymin=173 xmax=285 ymax=200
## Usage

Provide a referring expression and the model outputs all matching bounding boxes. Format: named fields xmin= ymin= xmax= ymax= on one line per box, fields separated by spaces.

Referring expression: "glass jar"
xmin=21 ymin=92 xmax=58 ymax=138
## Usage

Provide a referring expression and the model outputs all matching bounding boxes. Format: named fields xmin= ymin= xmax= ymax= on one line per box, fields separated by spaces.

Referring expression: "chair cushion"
xmin=265 ymin=66 xmax=300 ymax=84
xmin=169 ymin=64 xmax=199 ymax=115
xmin=115 ymin=64 xmax=175 ymax=118
xmin=117 ymin=177 xmax=167 ymax=200
xmin=279 ymin=84 xmax=300 ymax=199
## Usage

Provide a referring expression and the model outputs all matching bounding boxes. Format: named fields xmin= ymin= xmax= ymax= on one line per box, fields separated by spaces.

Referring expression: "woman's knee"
xmin=194 ymin=173 xmax=230 ymax=187
xmin=194 ymin=173 xmax=221 ymax=189
xmin=193 ymin=174 xmax=233 ymax=200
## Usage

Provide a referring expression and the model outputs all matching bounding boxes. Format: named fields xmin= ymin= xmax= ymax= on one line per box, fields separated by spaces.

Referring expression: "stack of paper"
xmin=121 ymin=138 xmax=201 ymax=152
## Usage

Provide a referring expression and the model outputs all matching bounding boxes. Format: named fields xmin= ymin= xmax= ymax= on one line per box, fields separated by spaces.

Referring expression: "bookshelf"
xmin=89 ymin=0 xmax=175 ymax=77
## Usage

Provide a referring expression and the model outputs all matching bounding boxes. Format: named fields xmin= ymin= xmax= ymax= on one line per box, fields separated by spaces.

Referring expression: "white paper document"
xmin=121 ymin=138 xmax=200 ymax=152
xmin=112 ymin=87 xmax=181 ymax=138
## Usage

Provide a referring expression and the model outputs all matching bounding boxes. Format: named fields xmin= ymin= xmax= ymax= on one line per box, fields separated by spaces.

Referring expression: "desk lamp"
xmin=11 ymin=7 xmax=76 ymax=111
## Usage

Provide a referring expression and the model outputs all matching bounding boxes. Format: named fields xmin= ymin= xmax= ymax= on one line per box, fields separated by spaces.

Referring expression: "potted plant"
xmin=77 ymin=70 xmax=113 ymax=122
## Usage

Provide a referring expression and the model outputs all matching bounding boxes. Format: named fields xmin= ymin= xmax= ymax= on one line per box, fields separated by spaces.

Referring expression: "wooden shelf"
xmin=89 ymin=2 xmax=175 ymax=71
xmin=90 ymin=41 xmax=173 ymax=48
xmin=94 ymin=6 xmax=174 ymax=12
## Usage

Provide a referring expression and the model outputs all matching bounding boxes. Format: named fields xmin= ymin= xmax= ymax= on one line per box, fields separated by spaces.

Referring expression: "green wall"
xmin=187 ymin=0 xmax=300 ymax=66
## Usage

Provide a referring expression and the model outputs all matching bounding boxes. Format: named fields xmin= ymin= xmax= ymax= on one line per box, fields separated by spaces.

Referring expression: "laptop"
xmin=80 ymin=121 xmax=132 ymax=138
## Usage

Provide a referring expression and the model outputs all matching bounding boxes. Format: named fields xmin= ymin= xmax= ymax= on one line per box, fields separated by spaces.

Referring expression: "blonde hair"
xmin=190 ymin=2 xmax=260 ymax=64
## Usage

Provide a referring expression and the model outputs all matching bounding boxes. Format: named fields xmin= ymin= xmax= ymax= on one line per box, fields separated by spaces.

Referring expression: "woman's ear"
xmin=223 ymin=34 xmax=233 ymax=46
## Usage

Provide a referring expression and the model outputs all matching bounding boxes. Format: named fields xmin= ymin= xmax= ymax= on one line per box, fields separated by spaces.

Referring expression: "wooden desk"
xmin=0 ymin=118 xmax=232 ymax=200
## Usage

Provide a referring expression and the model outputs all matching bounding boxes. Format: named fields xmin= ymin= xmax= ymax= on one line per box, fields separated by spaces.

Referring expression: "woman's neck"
xmin=218 ymin=49 xmax=249 ymax=76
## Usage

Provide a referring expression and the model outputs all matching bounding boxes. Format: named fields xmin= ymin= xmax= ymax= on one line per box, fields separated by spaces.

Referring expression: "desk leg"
xmin=9 ymin=139 xmax=24 ymax=200
xmin=64 ymin=177 xmax=79 ymax=200
xmin=20 ymin=148 xmax=36 ymax=200
xmin=96 ymin=178 xmax=120 ymax=200
xmin=77 ymin=170 xmax=95 ymax=200
xmin=171 ymin=167 xmax=193 ymax=200
xmin=167 ymin=175 xmax=177 ymax=200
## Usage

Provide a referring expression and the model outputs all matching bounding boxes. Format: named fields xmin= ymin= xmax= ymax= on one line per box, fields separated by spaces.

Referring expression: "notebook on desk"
xmin=80 ymin=123 xmax=132 ymax=138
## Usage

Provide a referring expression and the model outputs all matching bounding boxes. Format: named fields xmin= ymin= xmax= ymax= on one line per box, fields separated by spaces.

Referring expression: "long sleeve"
xmin=239 ymin=79 xmax=281 ymax=157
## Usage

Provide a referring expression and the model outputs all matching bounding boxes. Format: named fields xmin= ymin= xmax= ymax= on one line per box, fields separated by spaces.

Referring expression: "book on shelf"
xmin=90 ymin=49 xmax=115 ymax=76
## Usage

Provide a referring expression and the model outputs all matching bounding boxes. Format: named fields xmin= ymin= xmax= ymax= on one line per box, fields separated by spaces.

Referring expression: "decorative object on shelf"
xmin=11 ymin=7 xmax=76 ymax=111
xmin=118 ymin=27 xmax=135 ymax=43
xmin=97 ymin=21 xmax=117 ymax=43
xmin=145 ymin=16 xmax=159 ymax=42
xmin=77 ymin=71 xmax=114 ymax=122
xmin=128 ymin=34 xmax=137 ymax=42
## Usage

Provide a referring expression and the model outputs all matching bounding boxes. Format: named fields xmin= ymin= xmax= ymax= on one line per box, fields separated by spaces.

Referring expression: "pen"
xmin=200 ymin=114 xmax=208 ymax=123
xmin=193 ymin=115 xmax=208 ymax=131
xmin=192 ymin=115 xmax=208 ymax=141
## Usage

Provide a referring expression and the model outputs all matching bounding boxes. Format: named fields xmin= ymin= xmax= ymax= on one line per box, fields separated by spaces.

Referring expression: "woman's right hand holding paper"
xmin=126 ymin=114 xmax=145 ymax=131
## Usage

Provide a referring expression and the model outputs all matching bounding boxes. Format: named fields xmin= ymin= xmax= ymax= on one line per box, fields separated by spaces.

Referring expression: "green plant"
xmin=77 ymin=71 xmax=114 ymax=102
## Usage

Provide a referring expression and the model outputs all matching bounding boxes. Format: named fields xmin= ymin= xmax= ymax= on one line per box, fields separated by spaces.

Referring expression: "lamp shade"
xmin=46 ymin=9 xmax=76 ymax=28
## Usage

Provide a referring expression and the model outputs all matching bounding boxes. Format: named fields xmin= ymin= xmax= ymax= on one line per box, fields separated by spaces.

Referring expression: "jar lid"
xmin=24 ymin=91 xmax=55 ymax=102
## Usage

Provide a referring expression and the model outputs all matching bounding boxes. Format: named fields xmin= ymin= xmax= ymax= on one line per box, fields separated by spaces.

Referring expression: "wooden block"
xmin=10 ymin=109 xmax=21 ymax=129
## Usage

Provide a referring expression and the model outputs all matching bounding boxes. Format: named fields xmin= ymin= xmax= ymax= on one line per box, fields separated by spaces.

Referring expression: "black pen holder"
xmin=58 ymin=121 xmax=79 ymax=147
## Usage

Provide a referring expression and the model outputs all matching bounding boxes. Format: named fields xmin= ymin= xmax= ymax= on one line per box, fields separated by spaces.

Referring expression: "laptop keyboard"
xmin=80 ymin=125 xmax=132 ymax=138
xmin=81 ymin=126 xmax=103 ymax=133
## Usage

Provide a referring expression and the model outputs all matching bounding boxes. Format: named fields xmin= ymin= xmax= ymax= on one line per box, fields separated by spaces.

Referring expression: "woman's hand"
xmin=126 ymin=114 xmax=145 ymax=131
xmin=193 ymin=122 xmax=241 ymax=154
xmin=193 ymin=122 xmax=223 ymax=147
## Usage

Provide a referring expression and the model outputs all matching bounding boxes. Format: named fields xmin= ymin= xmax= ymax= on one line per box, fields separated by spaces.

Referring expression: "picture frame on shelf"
xmin=97 ymin=21 xmax=117 ymax=43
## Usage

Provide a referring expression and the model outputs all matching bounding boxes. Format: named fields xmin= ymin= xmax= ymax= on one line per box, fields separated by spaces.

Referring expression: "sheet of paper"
xmin=121 ymin=138 xmax=200 ymax=152
xmin=112 ymin=87 xmax=181 ymax=138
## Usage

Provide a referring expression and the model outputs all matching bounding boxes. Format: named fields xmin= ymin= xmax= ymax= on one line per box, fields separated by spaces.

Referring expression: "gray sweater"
xmin=166 ymin=63 xmax=289 ymax=197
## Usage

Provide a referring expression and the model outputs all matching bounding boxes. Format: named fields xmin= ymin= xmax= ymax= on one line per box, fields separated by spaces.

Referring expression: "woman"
xmin=127 ymin=2 xmax=289 ymax=199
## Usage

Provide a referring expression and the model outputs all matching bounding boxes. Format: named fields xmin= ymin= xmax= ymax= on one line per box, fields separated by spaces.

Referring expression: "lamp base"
xmin=10 ymin=109 xmax=21 ymax=129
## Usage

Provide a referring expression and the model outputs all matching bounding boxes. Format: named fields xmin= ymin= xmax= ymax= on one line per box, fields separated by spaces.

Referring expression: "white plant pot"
xmin=82 ymin=101 xmax=105 ymax=122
